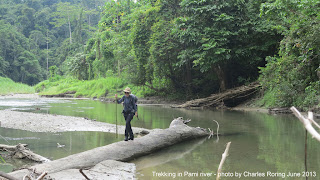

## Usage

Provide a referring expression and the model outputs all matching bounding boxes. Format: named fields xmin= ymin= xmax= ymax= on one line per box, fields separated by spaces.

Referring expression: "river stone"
xmin=48 ymin=160 xmax=136 ymax=180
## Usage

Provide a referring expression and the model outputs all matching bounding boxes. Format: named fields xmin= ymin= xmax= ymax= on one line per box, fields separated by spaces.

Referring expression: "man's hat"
xmin=123 ymin=87 xmax=131 ymax=93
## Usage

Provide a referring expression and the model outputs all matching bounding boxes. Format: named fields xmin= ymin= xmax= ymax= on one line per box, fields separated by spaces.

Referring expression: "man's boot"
xmin=124 ymin=136 xmax=129 ymax=141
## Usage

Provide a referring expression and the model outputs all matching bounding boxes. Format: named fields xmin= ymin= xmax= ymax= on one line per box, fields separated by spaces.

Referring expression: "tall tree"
xmin=51 ymin=2 xmax=80 ymax=44
xmin=18 ymin=6 xmax=36 ymax=37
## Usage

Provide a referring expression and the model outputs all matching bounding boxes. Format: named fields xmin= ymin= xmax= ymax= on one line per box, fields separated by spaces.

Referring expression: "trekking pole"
xmin=135 ymin=104 xmax=139 ymax=120
xmin=115 ymin=96 xmax=118 ymax=135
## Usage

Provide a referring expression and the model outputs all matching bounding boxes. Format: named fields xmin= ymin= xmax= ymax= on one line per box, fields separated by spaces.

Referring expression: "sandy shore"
xmin=0 ymin=93 xmax=41 ymax=99
xmin=0 ymin=109 xmax=149 ymax=134
xmin=0 ymin=93 xmax=91 ymax=100
xmin=0 ymin=93 xmax=153 ymax=135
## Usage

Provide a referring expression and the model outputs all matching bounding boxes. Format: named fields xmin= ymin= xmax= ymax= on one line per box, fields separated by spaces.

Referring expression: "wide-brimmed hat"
xmin=123 ymin=87 xmax=131 ymax=93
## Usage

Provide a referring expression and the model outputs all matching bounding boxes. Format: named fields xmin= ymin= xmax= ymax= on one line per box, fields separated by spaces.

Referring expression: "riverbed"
xmin=0 ymin=96 xmax=320 ymax=179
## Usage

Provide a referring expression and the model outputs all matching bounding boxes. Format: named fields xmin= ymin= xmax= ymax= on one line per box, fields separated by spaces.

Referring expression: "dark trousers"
xmin=123 ymin=112 xmax=134 ymax=138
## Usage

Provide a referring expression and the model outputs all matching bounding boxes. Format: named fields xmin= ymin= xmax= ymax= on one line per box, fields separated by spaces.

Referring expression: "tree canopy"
xmin=83 ymin=0 xmax=281 ymax=98
xmin=259 ymin=0 xmax=320 ymax=109
xmin=0 ymin=0 xmax=105 ymax=85
xmin=0 ymin=0 xmax=319 ymax=108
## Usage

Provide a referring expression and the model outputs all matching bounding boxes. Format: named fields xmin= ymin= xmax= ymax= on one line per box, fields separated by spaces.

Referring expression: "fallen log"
xmin=268 ymin=108 xmax=292 ymax=114
xmin=0 ymin=143 xmax=50 ymax=163
xmin=0 ymin=171 xmax=19 ymax=180
xmin=9 ymin=117 xmax=209 ymax=179
xmin=172 ymin=82 xmax=261 ymax=109
xmin=0 ymin=144 xmax=28 ymax=151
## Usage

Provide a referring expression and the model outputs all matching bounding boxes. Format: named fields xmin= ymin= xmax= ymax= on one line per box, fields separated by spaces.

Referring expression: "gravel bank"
xmin=0 ymin=109 xmax=149 ymax=134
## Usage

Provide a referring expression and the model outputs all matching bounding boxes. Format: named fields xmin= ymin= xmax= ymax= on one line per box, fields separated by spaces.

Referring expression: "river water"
xmin=0 ymin=98 xmax=320 ymax=179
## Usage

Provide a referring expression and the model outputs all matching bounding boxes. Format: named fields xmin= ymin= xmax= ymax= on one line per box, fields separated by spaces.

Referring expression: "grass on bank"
xmin=35 ymin=76 xmax=153 ymax=99
xmin=0 ymin=77 xmax=34 ymax=95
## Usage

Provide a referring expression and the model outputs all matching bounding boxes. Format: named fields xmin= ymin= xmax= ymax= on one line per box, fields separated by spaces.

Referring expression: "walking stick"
xmin=115 ymin=96 xmax=118 ymax=136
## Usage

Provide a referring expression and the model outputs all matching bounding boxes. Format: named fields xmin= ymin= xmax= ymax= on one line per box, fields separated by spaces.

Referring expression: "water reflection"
xmin=0 ymin=127 xmax=121 ymax=171
xmin=132 ymin=138 xmax=207 ymax=170
xmin=0 ymin=99 xmax=320 ymax=179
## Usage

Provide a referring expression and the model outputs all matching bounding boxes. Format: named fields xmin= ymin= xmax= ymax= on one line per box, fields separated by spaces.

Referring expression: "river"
xmin=0 ymin=98 xmax=319 ymax=179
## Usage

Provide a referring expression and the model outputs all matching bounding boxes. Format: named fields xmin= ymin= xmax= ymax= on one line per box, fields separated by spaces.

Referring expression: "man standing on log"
xmin=115 ymin=87 xmax=138 ymax=141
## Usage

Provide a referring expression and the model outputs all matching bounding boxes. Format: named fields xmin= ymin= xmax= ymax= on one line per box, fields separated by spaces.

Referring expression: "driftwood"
xmin=209 ymin=120 xmax=220 ymax=141
xmin=291 ymin=107 xmax=320 ymax=142
xmin=0 ymin=144 xmax=28 ymax=151
xmin=21 ymin=169 xmax=48 ymax=180
xmin=173 ymin=82 xmax=260 ymax=109
xmin=0 ymin=171 xmax=19 ymax=180
xmin=0 ymin=143 xmax=50 ymax=163
xmin=216 ymin=142 xmax=231 ymax=180
xmin=9 ymin=118 xmax=208 ymax=179
xmin=268 ymin=108 xmax=292 ymax=114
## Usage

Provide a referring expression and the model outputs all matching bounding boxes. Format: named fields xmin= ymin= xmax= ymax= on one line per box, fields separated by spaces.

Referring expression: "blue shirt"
xmin=117 ymin=95 xmax=137 ymax=113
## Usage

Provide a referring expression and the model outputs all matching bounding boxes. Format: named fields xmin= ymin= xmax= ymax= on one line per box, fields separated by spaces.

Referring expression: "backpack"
xmin=130 ymin=94 xmax=138 ymax=110
xmin=130 ymin=94 xmax=138 ymax=104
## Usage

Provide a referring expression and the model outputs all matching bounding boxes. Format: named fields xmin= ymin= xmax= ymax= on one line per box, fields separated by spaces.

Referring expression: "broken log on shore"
xmin=268 ymin=108 xmax=292 ymax=114
xmin=0 ymin=143 xmax=50 ymax=163
xmin=9 ymin=117 xmax=209 ymax=179
xmin=172 ymin=82 xmax=261 ymax=109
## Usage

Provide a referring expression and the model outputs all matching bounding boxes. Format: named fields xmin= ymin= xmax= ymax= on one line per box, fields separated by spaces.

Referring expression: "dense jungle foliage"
xmin=259 ymin=0 xmax=320 ymax=109
xmin=0 ymin=0 xmax=319 ymax=109
xmin=0 ymin=0 xmax=105 ymax=84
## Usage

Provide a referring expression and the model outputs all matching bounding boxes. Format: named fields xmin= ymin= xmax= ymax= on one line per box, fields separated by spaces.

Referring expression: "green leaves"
xmin=0 ymin=20 xmax=44 ymax=85
xmin=50 ymin=2 xmax=79 ymax=28
xmin=86 ymin=0 xmax=282 ymax=96
xmin=259 ymin=0 xmax=320 ymax=108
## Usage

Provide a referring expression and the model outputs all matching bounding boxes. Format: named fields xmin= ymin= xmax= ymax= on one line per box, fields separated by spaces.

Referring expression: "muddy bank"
xmin=0 ymin=110 xmax=149 ymax=134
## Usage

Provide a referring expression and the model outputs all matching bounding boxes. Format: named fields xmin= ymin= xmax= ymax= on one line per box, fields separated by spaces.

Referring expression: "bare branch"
xmin=216 ymin=142 xmax=231 ymax=180
xmin=290 ymin=107 xmax=320 ymax=142
xmin=213 ymin=120 xmax=220 ymax=141
xmin=308 ymin=111 xmax=320 ymax=129
xmin=79 ymin=169 xmax=90 ymax=180
xmin=35 ymin=172 xmax=47 ymax=180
